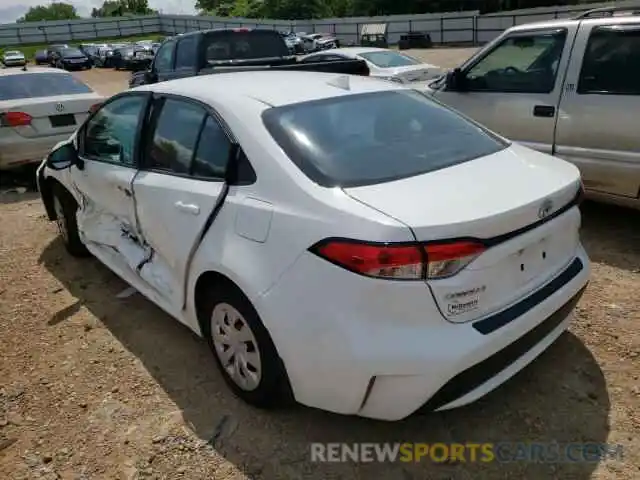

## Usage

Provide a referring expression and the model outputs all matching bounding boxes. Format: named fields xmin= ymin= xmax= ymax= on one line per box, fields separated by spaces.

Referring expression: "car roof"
xmin=0 ymin=67 xmax=68 ymax=77
xmin=508 ymin=13 xmax=640 ymax=32
xmin=134 ymin=71 xmax=404 ymax=108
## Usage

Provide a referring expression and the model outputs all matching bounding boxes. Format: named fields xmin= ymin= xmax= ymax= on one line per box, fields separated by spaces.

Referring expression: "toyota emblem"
xmin=55 ymin=103 xmax=64 ymax=112
xmin=538 ymin=199 xmax=553 ymax=219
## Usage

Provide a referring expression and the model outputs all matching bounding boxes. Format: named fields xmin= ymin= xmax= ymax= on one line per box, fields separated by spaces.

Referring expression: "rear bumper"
xmin=62 ymin=61 xmax=91 ymax=70
xmin=2 ymin=59 xmax=26 ymax=66
xmin=258 ymin=244 xmax=590 ymax=421
xmin=0 ymin=135 xmax=68 ymax=170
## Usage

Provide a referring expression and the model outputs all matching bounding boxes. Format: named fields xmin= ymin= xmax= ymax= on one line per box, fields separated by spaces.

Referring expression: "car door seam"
xmin=552 ymin=24 xmax=583 ymax=156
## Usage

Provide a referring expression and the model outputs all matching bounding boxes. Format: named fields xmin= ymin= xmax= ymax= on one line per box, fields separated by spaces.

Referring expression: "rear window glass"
xmin=0 ymin=73 xmax=93 ymax=101
xmin=203 ymin=31 xmax=290 ymax=62
xmin=262 ymin=90 xmax=509 ymax=188
xmin=62 ymin=48 xmax=83 ymax=56
xmin=359 ymin=51 xmax=420 ymax=68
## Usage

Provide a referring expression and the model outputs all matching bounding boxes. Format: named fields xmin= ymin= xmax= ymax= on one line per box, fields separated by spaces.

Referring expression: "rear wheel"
xmin=200 ymin=283 xmax=293 ymax=408
xmin=52 ymin=184 xmax=90 ymax=257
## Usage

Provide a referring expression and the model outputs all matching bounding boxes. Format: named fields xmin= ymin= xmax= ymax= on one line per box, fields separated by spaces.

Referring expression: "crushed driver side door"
xmin=71 ymin=92 xmax=153 ymax=277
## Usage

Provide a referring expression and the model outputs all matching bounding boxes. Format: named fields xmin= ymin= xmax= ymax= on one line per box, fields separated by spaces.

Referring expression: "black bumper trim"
xmin=418 ymin=284 xmax=587 ymax=413
xmin=473 ymin=257 xmax=584 ymax=335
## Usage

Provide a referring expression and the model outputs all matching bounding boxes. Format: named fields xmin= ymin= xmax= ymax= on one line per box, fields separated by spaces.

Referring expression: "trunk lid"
xmin=343 ymin=144 xmax=583 ymax=323
xmin=0 ymin=93 xmax=102 ymax=138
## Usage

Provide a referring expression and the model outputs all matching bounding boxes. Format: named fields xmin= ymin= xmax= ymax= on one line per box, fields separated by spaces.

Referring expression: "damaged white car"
xmin=37 ymin=71 xmax=590 ymax=421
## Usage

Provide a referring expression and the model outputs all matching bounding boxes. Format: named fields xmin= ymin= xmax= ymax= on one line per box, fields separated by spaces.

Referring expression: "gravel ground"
xmin=0 ymin=48 xmax=638 ymax=480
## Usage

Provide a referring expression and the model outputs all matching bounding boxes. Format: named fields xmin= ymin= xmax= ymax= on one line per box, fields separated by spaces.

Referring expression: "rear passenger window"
xmin=578 ymin=27 xmax=640 ymax=95
xmin=192 ymin=116 xmax=232 ymax=179
xmin=147 ymin=98 xmax=205 ymax=174
xmin=175 ymin=36 xmax=197 ymax=69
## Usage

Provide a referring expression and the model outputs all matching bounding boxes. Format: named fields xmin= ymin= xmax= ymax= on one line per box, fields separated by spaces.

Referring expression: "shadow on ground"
xmin=579 ymin=200 xmax=640 ymax=273
xmin=39 ymin=211 xmax=613 ymax=478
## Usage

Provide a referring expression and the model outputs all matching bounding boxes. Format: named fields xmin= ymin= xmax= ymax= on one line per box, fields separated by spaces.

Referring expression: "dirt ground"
xmin=1 ymin=48 xmax=639 ymax=480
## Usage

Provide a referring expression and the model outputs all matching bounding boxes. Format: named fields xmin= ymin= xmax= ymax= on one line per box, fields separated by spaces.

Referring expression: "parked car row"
xmin=32 ymin=39 xmax=161 ymax=72
xmin=279 ymin=31 xmax=340 ymax=54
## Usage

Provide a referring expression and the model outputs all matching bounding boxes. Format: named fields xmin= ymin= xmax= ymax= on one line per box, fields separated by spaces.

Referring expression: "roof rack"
xmin=574 ymin=5 xmax=640 ymax=19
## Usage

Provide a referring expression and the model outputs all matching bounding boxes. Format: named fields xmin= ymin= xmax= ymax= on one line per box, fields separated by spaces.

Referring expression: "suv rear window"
xmin=0 ymin=73 xmax=93 ymax=101
xmin=203 ymin=30 xmax=290 ymax=62
xmin=262 ymin=90 xmax=509 ymax=187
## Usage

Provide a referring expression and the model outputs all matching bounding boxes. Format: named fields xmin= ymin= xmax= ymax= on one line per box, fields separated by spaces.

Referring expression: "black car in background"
xmin=46 ymin=44 xmax=68 ymax=65
xmin=112 ymin=45 xmax=154 ymax=71
xmin=52 ymin=47 xmax=92 ymax=70
xmin=34 ymin=49 xmax=48 ymax=65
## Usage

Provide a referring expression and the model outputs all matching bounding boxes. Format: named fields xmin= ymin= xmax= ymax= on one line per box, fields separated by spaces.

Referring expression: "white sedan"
xmin=37 ymin=70 xmax=590 ymax=421
xmin=0 ymin=67 xmax=103 ymax=170
xmin=301 ymin=47 xmax=444 ymax=84
xmin=1 ymin=49 xmax=26 ymax=67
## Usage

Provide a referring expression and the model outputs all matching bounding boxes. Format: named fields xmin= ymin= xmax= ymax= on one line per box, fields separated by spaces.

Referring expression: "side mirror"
xmin=445 ymin=68 xmax=467 ymax=92
xmin=46 ymin=142 xmax=83 ymax=171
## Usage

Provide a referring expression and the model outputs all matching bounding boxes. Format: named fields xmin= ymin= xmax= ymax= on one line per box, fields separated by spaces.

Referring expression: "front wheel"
xmin=201 ymin=284 xmax=293 ymax=408
xmin=52 ymin=184 xmax=90 ymax=257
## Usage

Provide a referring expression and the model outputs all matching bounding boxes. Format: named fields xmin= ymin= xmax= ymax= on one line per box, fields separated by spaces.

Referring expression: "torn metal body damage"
xmin=75 ymin=196 xmax=181 ymax=308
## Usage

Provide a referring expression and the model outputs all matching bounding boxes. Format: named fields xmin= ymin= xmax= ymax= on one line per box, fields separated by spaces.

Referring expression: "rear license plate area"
xmin=49 ymin=114 xmax=76 ymax=128
xmin=516 ymin=237 xmax=550 ymax=285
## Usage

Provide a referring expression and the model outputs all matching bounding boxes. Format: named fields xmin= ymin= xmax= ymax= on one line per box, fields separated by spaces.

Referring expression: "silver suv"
xmin=427 ymin=6 xmax=640 ymax=210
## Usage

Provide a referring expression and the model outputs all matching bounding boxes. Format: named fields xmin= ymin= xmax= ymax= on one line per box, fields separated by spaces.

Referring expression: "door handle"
xmin=533 ymin=105 xmax=555 ymax=118
xmin=174 ymin=201 xmax=200 ymax=215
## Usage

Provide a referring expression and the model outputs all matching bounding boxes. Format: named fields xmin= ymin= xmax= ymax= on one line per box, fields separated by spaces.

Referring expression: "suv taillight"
xmin=0 ymin=111 xmax=32 ymax=127
xmin=310 ymin=239 xmax=486 ymax=280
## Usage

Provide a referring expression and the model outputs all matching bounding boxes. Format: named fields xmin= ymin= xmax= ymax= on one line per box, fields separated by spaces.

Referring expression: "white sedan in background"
xmin=37 ymin=70 xmax=589 ymax=421
xmin=300 ymin=47 xmax=444 ymax=84
xmin=0 ymin=67 xmax=103 ymax=170
xmin=1 ymin=50 xmax=26 ymax=67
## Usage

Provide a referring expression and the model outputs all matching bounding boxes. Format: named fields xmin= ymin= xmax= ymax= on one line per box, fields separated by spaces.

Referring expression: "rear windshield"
xmin=62 ymin=48 xmax=83 ymax=56
xmin=0 ymin=73 xmax=93 ymax=101
xmin=262 ymin=90 xmax=509 ymax=188
xmin=203 ymin=30 xmax=290 ymax=62
xmin=359 ymin=51 xmax=420 ymax=68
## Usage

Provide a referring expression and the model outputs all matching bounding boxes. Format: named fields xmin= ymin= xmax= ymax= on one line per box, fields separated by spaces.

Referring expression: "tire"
xmin=51 ymin=184 xmax=90 ymax=257
xmin=201 ymin=283 xmax=293 ymax=409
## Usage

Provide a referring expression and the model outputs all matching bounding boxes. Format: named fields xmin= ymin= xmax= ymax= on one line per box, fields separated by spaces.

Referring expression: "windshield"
xmin=0 ymin=73 xmax=93 ymax=101
xmin=359 ymin=51 xmax=421 ymax=68
xmin=62 ymin=48 xmax=83 ymax=56
xmin=204 ymin=30 xmax=290 ymax=61
xmin=4 ymin=51 xmax=21 ymax=56
xmin=262 ymin=90 xmax=508 ymax=188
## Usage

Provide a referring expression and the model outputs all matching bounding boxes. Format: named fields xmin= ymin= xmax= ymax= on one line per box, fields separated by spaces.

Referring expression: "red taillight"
xmin=313 ymin=240 xmax=423 ymax=279
xmin=89 ymin=103 xmax=102 ymax=114
xmin=423 ymin=241 xmax=486 ymax=279
xmin=311 ymin=239 xmax=486 ymax=280
xmin=0 ymin=111 xmax=32 ymax=127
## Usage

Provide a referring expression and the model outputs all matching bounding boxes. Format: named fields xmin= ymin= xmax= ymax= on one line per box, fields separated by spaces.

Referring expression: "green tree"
xmin=17 ymin=2 xmax=79 ymax=22
xmin=91 ymin=0 xmax=154 ymax=17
